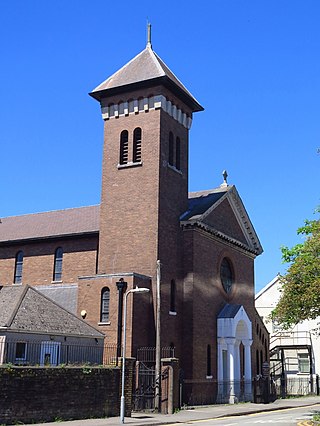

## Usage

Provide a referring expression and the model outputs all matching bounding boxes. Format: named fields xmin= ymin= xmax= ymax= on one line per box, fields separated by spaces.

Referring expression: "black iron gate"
xmin=132 ymin=346 xmax=174 ymax=412
xmin=132 ymin=361 xmax=156 ymax=411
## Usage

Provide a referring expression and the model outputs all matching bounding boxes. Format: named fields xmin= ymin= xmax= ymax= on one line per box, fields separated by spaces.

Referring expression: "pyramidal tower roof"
xmin=90 ymin=39 xmax=203 ymax=112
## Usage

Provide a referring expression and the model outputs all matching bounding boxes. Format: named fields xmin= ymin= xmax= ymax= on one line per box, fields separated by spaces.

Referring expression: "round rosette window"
xmin=220 ymin=257 xmax=234 ymax=294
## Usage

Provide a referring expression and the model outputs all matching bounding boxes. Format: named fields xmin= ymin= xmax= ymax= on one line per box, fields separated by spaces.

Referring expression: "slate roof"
xmin=35 ymin=284 xmax=78 ymax=314
xmin=218 ymin=304 xmax=242 ymax=319
xmin=90 ymin=45 xmax=203 ymax=112
xmin=0 ymin=285 xmax=104 ymax=338
xmin=180 ymin=187 xmax=229 ymax=221
xmin=0 ymin=205 xmax=99 ymax=243
xmin=0 ymin=186 xmax=262 ymax=256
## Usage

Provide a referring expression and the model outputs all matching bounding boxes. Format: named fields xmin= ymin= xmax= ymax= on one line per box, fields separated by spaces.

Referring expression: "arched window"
xmin=101 ymin=287 xmax=110 ymax=322
xmin=169 ymin=132 xmax=174 ymax=166
xmin=176 ymin=137 xmax=181 ymax=170
xmin=170 ymin=279 xmax=176 ymax=313
xmin=119 ymin=130 xmax=129 ymax=165
xmin=14 ymin=251 xmax=24 ymax=284
xmin=220 ymin=258 xmax=234 ymax=294
xmin=53 ymin=247 xmax=63 ymax=281
xmin=133 ymin=127 xmax=142 ymax=163
xmin=207 ymin=344 xmax=212 ymax=377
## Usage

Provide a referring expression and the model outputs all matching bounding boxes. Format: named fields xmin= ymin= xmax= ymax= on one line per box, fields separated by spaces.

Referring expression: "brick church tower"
xmin=90 ymin=31 xmax=203 ymax=347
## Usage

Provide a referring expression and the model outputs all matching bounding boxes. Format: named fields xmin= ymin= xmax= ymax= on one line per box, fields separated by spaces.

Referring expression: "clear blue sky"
xmin=0 ymin=1 xmax=319 ymax=292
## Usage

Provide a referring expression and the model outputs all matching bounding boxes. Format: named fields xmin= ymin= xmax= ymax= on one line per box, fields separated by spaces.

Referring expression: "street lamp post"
xmin=120 ymin=286 xmax=150 ymax=424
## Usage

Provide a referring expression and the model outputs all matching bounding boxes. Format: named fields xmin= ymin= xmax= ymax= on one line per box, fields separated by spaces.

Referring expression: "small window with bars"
xmin=101 ymin=287 xmax=110 ymax=323
xmin=14 ymin=251 xmax=24 ymax=284
xmin=53 ymin=247 xmax=63 ymax=281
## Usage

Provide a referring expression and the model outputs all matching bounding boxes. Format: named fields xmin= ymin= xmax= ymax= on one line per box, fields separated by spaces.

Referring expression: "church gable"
xmin=202 ymin=197 xmax=248 ymax=246
xmin=181 ymin=185 xmax=263 ymax=255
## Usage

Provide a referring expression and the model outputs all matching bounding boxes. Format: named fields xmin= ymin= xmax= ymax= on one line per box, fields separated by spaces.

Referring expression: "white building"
xmin=255 ymin=276 xmax=320 ymax=396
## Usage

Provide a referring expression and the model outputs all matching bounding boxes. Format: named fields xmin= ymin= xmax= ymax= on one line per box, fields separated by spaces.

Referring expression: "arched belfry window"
xmin=119 ymin=130 xmax=129 ymax=165
xmin=14 ymin=251 xmax=24 ymax=284
xmin=169 ymin=132 xmax=174 ymax=166
xmin=220 ymin=258 xmax=234 ymax=294
xmin=53 ymin=247 xmax=63 ymax=281
xmin=101 ymin=287 xmax=110 ymax=322
xmin=176 ymin=137 xmax=181 ymax=170
xmin=133 ymin=127 xmax=142 ymax=163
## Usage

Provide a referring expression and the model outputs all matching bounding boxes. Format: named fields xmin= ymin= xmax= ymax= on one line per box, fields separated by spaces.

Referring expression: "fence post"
xmin=161 ymin=358 xmax=179 ymax=414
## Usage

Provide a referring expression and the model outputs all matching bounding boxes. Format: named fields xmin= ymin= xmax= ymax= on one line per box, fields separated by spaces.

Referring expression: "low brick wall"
xmin=0 ymin=364 xmax=133 ymax=424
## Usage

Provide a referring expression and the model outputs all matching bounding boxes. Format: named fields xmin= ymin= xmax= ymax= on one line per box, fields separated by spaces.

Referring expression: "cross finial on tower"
xmin=221 ymin=170 xmax=229 ymax=187
xmin=147 ymin=22 xmax=152 ymax=49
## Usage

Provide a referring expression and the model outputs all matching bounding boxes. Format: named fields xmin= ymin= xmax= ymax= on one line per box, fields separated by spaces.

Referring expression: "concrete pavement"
xmin=31 ymin=396 xmax=320 ymax=426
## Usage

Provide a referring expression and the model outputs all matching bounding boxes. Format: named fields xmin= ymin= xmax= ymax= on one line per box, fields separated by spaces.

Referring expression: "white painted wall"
xmin=255 ymin=276 xmax=320 ymax=376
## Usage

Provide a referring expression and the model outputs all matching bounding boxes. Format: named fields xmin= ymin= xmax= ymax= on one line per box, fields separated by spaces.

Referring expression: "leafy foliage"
xmin=271 ymin=209 xmax=320 ymax=328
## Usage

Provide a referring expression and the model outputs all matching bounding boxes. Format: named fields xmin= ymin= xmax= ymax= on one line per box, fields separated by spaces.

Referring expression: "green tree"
xmin=271 ymin=209 xmax=320 ymax=328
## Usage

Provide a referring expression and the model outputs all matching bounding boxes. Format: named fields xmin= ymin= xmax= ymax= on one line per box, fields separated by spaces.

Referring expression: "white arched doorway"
xmin=217 ymin=304 xmax=252 ymax=403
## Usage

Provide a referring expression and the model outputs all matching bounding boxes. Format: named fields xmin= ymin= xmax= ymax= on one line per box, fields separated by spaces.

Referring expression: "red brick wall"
xmin=203 ymin=198 xmax=248 ymax=246
xmin=180 ymin=226 xmax=261 ymax=381
xmin=78 ymin=273 xmax=153 ymax=353
xmin=0 ymin=236 xmax=98 ymax=286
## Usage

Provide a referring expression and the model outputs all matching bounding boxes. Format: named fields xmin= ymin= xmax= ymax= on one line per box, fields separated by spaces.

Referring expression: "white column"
xmin=234 ymin=340 xmax=241 ymax=381
xmin=243 ymin=339 xmax=253 ymax=400
xmin=217 ymin=339 xmax=224 ymax=382
xmin=233 ymin=340 xmax=241 ymax=401
xmin=226 ymin=338 xmax=236 ymax=404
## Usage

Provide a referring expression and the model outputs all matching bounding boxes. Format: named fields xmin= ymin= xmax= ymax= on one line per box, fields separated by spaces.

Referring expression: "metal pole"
xmin=154 ymin=260 xmax=161 ymax=411
xmin=120 ymin=287 xmax=149 ymax=424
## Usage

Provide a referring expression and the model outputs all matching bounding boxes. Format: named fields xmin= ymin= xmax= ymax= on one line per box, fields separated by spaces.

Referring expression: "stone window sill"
xmin=98 ymin=322 xmax=111 ymax=326
xmin=169 ymin=311 xmax=177 ymax=316
xmin=118 ymin=161 xmax=143 ymax=170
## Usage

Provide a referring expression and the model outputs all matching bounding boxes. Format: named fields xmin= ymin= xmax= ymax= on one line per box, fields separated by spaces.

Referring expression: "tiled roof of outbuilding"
xmin=0 ymin=205 xmax=99 ymax=243
xmin=0 ymin=285 xmax=104 ymax=337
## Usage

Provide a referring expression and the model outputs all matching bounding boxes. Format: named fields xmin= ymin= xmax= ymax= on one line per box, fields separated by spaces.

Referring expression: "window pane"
xmin=16 ymin=342 xmax=26 ymax=360
xmin=101 ymin=288 xmax=110 ymax=322
xmin=220 ymin=258 xmax=233 ymax=293
xmin=53 ymin=247 xmax=63 ymax=281
xmin=170 ymin=279 xmax=176 ymax=312
xmin=298 ymin=353 xmax=310 ymax=373
xmin=14 ymin=251 xmax=24 ymax=284
xmin=176 ymin=137 xmax=181 ymax=170
xmin=169 ymin=132 xmax=174 ymax=166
